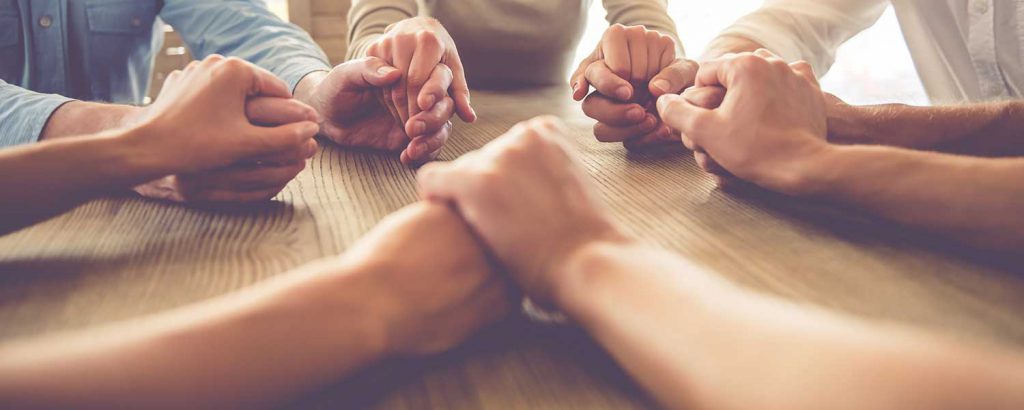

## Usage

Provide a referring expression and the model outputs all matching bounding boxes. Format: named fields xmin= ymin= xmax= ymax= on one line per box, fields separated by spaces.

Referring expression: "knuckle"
xmin=416 ymin=30 xmax=442 ymax=47
xmin=730 ymin=54 xmax=769 ymax=73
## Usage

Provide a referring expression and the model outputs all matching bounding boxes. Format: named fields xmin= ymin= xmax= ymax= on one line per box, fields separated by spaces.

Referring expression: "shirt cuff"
xmin=0 ymin=91 xmax=75 ymax=147
xmin=279 ymin=57 xmax=333 ymax=95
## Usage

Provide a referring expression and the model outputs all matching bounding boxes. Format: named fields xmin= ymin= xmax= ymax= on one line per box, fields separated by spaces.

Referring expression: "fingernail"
xmin=651 ymin=79 xmax=671 ymax=93
xmin=616 ymin=86 xmax=631 ymax=100
xmin=626 ymin=106 xmax=645 ymax=121
xmin=413 ymin=121 xmax=426 ymax=136
xmin=408 ymin=142 xmax=421 ymax=159
xmin=642 ymin=115 xmax=657 ymax=130
xmin=304 ymin=122 xmax=320 ymax=134
xmin=378 ymin=66 xmax=397 ymax=75
xmin=423 ymin=95 xmax=436 ymax=109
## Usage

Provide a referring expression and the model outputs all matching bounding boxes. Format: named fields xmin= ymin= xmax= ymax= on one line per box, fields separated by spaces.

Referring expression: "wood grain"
xmin=2 ymin=87 xmax=1024 ymax=409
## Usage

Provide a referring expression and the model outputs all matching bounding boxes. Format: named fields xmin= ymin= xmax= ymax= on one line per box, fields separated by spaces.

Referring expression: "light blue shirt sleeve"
xmin=0 ymin=79 xmax=74 ymax=148
xmin=160 ymin=0 xmax=332 ymax=93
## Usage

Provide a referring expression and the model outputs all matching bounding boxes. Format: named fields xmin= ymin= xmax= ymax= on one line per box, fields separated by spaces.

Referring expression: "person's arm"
xmin=0 ymin=202 xmax=509 ymax=409
xmin=159 ymin=0 xmax=331 ymax=95
xmin=0 ymin=80 xmax=134 ymax=145
xmin=554 ymin=240 xmax=1024 ymax=410
xmin=826 ymin=98 xmax=1024 ymax=156
xmin=0 ymin=257 xmax=386 ymax=409
xmin=0 ymin=127 xmax=171 ymax=234
xmin=601 ymin=0 xmax=684 ymax=55
xmin=704 ymin=0 xmax=887 ymax=71
xmin=790 ymin=145 xmax=1024 ymax=252
xmin=346 ymin=0 xmax=418 ymax=60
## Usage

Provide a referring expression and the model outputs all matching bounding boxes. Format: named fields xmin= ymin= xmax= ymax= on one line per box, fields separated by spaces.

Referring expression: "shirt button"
xmin=130 ymin=16 xmax=142 ymax=28
xmin=38 ymin=15 xmax=52 ymax=28
xmin=973 ymin=0 xmax=990 ymax=14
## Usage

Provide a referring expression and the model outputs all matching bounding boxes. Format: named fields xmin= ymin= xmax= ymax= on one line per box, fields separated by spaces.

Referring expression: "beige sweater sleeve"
xmin=346 ymin=0 xmax=419 ymax=60
xmin=601 ymin=0 xmax=684 ymax=56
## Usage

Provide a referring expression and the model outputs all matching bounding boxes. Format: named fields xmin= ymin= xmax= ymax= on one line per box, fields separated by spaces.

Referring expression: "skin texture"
xmin=337 ymin=17 xmax=476 ymax=165
xmin=571 ymin=24 xmax=699 ymax=150
xmin=41 ymin=75 xmax=319 ymax=207
xmin=0 ymin=55 xmax=318 ymax=233
xmin=658 ymin=50 xmax=1024 ymax=251
xmin=418 ymin=115 xmax=1024 ymax=410
xmin=294 ymin=57 xmax=461 ymax=165
xmin=0 ymin=202 xmax=510 ymax=409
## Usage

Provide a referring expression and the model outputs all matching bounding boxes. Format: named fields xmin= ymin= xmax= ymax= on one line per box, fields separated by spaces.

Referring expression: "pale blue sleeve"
xmin=0 ymin=79 xmax=74 ymax=147
xmin=160 ymin=0 xmax=332 ymax=93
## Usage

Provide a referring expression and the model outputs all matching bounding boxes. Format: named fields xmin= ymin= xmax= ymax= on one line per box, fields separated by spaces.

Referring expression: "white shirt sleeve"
xmin=715 ymin=0 xmax=889 ymax=77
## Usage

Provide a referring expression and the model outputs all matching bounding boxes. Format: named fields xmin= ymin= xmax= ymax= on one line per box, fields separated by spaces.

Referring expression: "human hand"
xmin=418 ymin=117 xmax=630 ymax=306
xmin=341 ymin=202 xmax=511 ymax=356
xmin=300 ymin=57 xmax=457 ymax=165
xmin=657 ymin=50 xmax=830 ymax=195
xmin=134 ymin=55 xmax=319 ymax=175
xmin=133 ymin=96 xmax=320 ymax=204
xmin=570 ymin=24 xmax=698 ymax=150
xmin=364 ymin=17 xmax=474 ymax=162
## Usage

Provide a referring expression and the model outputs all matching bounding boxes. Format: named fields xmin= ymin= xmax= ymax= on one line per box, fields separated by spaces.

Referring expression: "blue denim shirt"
xmin=0 ymin=0 xmax=331 ymax=147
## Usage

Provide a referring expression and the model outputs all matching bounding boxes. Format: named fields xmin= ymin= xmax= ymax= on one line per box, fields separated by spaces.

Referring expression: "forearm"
xmin=557 ymin=241 xmax=1024 ymax=409
xmin=39 ymin=101 xmax=142 ymax=140
xmin=0 ymin=257 xmax=387 ymax=409
xmin=0 ymin=127 xmax=165 ymax=234
xmin=799 ymin=146 xmax=1024 ymax=251
xmin=831 ymin=101 xmax=1024 ymax=156
xmin=346 ymin=0 xmax=417 ymax=59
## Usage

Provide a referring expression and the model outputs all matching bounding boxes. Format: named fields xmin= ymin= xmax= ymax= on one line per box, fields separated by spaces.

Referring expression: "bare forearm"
xmin=39 ymin=101 xmax=142 ymax=141
xmin=557 ymin=242 xmax=1024 ymax=409
xmin=803 ymin=146 xmax=1024 ymax=251
xmin=0 ymin=128 xmax=164 ymax=234
xmin=831 ymin=101 xmax=1024 ymax=156
xmin=0 ymin=257 xmax=387 ymax=409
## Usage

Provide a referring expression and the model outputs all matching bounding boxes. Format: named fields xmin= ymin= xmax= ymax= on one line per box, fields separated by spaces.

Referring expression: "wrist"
xmin=549 ymin=235 xmax=641 ymax=314
xmin=826 ymin=103 xmax=885 ymax=145
xmin=116 ymin=120 xmax=186 ymax=178
xmin=292 ymin=70 xmax=329 ymax=110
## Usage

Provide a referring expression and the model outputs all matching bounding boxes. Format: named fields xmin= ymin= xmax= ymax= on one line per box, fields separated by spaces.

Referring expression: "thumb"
xmin=649 ymin=58 xmax=699 ymax=98
xmin=338 ymin=57 xmax=402 ymax=90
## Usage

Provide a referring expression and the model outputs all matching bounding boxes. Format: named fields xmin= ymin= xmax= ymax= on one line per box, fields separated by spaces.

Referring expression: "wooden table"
xmin=2 ymin=87 xmax=1024 ymax=409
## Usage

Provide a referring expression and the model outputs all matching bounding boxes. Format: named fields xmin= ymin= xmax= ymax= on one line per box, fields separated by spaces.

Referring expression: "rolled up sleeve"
xmin=346 ymin=0 xmax=417 ymax=60
xmin=160 ymin=0 xmax=331 ymax=93
xmin=716 ymin=0 xmax=888 ymax=76
xmin=0 ymin=80 xmax=74 ymax=148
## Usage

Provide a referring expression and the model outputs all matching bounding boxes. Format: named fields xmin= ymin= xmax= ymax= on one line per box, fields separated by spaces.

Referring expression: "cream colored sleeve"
xmin=715 ymin=0 xmax=888 ymax=77
xmin=602 ymin=0 xmax=684 ymax=56
xmin=346 ymin=0 xmax=419 ymax=60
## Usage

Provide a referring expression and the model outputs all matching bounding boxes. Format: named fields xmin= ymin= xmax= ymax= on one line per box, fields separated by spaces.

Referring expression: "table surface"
xmin=3 ymin=87 xmax=1024 ymax=409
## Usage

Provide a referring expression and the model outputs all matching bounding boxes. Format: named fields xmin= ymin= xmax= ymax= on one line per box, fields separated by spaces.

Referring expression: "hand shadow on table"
xmin=288 ymin=314 xmax=658 ymax=409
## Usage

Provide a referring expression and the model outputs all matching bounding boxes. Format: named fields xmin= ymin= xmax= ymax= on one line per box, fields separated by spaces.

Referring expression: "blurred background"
xmin=167 ymin=1 xmax=928 ymax=106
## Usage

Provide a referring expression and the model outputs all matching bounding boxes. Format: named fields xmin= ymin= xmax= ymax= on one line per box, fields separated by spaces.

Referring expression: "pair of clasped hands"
xmin=331 ymin=18 xmax=704 ymax=161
